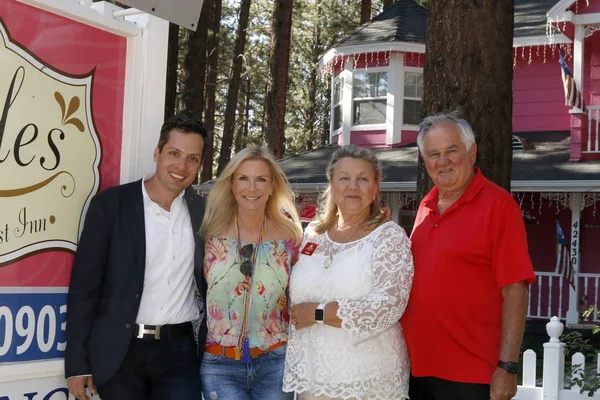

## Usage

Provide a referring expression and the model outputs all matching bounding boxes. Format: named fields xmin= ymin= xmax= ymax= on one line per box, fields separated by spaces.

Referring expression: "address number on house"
xmin=0 ymin=293 xmax=67 ymax=362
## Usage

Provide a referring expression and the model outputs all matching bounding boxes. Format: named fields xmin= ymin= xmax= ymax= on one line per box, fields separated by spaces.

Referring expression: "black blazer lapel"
xmin=127 ymin=180 xmax=146 ymax=275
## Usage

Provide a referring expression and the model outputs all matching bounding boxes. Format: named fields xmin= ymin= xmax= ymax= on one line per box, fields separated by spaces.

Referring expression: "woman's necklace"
xmin=324 ymin=222 xmax=362 ymax=269
xmin=235 ymin=215 xmax=266 ymax=363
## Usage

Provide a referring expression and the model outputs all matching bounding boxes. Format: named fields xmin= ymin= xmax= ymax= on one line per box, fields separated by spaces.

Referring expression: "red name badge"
xmin=301 ymin=242 xmax=318 ymax=256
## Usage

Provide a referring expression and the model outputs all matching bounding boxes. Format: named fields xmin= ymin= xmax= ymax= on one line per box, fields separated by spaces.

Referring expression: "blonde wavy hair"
xmin=313 ymin=144 xmax=390 ymax=234
xmin=201 ymin=146 xmax=303 ymax=245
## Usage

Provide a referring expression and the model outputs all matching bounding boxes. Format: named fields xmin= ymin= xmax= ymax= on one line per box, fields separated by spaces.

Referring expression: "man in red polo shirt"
xmin=402 ymin=113 xmax=535 ymax=400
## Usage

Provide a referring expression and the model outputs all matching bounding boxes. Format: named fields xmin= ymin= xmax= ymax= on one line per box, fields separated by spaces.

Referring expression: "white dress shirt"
xmin=136 ymin=177 xmax=199 ymax=325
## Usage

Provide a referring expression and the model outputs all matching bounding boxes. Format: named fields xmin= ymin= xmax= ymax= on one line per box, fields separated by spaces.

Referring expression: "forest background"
xmin=101 ymin=0 xmax=428 ymax=181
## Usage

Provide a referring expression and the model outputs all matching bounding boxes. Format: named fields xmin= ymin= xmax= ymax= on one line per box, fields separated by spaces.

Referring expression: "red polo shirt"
xmin=402 ymin=168 xmax=535 ymax=384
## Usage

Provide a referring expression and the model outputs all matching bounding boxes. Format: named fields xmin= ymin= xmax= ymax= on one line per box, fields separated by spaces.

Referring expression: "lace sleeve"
xmin=336 ymin=223 xmax=414 ymax=345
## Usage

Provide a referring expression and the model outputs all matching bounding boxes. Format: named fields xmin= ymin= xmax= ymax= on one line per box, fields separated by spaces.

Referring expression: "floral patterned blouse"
xmin=204 ymin=237 xmax=298 ymax=349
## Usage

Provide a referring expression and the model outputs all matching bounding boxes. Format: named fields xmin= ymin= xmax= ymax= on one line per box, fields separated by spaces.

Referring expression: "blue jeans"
xmin=200 ymin=344 xmax=293 ymax=400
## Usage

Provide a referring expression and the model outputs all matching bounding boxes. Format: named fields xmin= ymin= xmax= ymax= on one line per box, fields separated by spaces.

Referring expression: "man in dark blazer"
xmin=65 ymin=115 xmax=208 ymax=400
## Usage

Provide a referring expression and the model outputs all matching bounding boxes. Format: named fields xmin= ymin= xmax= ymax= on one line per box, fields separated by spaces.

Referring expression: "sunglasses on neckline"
xmin=240 ymin=244 xmax=254 ymax=278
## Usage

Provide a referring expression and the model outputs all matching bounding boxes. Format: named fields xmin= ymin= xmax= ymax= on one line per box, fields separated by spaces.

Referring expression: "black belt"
xmin=132 ymin=322 xmax=192 ymax=340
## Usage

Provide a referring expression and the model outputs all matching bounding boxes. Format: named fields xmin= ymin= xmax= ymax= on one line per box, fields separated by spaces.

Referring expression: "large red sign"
xmin=0 ymin=1 xmax=126 ymax=364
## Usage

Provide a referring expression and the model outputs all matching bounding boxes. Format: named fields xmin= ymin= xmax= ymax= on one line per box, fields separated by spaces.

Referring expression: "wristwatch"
xmin=315 ymin=303 xmax=326 ymax=324
xmin=498 ymin=360 xmax=519 ymax=374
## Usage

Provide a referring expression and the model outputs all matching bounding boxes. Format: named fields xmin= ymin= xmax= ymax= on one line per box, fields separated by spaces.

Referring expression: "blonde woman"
xmin=200 ymin=146 xmax=303 ymax=400
xmin=283 ymin=144 xmax=414 ymax=400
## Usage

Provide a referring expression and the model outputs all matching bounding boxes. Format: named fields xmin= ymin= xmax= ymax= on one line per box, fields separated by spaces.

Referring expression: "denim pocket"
xmin=267 ymin=343 xmax=287 ymax=359
xmin=202 ymin=352 xmax=223 ymax=363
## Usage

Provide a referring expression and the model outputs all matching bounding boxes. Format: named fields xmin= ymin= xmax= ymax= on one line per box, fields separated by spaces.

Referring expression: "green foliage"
xmin=561 ymin=308 xmax=600 ymax=396
xmin=569 ymin=364 xmax=600 ymax=397
xmin=583 ymin=306 xmax=600 ymax=334
xmin=561 ymin=331 xmax=597 ymax=359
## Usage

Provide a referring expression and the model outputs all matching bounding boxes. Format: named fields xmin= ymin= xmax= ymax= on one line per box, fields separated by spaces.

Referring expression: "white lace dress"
xmin=283 ymin=221 xmax=414 ymax=400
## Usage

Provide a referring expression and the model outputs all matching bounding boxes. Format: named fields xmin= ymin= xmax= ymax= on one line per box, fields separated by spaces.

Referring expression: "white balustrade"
xmin=586 ymin=106 xmax=600 ymax=153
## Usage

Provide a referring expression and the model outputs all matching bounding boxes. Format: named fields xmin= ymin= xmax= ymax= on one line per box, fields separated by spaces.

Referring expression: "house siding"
xmin=351 ymin=130 xmax=387 ymax=148
xmin=512 ymin=49 xmax=571 ymax=132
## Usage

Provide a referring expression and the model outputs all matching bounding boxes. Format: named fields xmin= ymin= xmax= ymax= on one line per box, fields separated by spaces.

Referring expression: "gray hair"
xmin=416 ymin=113 xmax=476 ymax=154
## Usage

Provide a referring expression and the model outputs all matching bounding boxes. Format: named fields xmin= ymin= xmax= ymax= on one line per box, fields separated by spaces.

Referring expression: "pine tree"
xmin=417 ymin=0 xmax=514 ymax=201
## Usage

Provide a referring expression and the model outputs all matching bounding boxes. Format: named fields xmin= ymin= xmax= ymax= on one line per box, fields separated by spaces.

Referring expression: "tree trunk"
xmin=305 ymin=24 xmax=322 ymax=152
xmin=182 ymin=2 xmax=210 ymax=122
xmin=201 ymin=0 xmax=221 ymax=182
xmin=417 ymin=0 xmax=514 ymax=203
xmin=360 ymin=0 xmax=371 ymax=24
xmin=243 ymin=76 xmax=251 ymax=145
xmin=164 ymin=23 xmax=179 ymax=118
xmin=383 ymin=0 xmax=393 ymax=8
xmin=217 ymin=0 xmax=252 ymax=174
xmin=263 ymin=0 xmax=294 ymax=159
xmin=234 ymin=78 xmax=249 ymax=153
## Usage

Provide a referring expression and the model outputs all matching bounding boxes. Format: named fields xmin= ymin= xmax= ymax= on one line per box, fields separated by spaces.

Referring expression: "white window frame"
xmin=402 ymin=67 xmax=423 ymax=130
xmin=331 ymin=74 xmax=344 ymax=135
xmin=351 ymin=66 xmax=389 ymax=130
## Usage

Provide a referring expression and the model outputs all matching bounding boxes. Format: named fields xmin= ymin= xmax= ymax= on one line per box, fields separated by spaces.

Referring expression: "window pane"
xmin=333 ymin=78 xmax=343 ymax=104
xmin=334 ymin=105 xmax=343 ymax=130
xmin=353 ymin=99 xmax=386 ymax=125
xmin=403 ymin=99 xmax=421 ymax=125
xmin=354 ymin=72 xmax=387 ymax=99
xmin=354 ymin=73 xmax=368 ymax=84
xmin=377 ymin=73 xmax=388 ymax=96
xmin=404 ymin=71 xmax=423 ymax=98
xmin=353 ymin=85 xmax=368 ymax=99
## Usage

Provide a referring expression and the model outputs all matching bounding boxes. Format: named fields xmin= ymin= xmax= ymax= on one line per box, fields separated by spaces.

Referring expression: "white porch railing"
xmin=516 ymin=317 xmax=600 ymax=400
xmin=586 ymin=106 xmax=600 ymax=153
xmin=527 ymin=272 xmax=600 ymax=323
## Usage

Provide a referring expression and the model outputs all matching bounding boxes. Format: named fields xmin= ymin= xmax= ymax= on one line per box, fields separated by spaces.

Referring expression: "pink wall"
xmin=351 ymin=130 xmax=387 ymax=148
xmin=512 ymin=48 xmax=571 ymax=132
xmin=353 ymin=51 xmax=391 ymax=69
xmin=394 ymin=130 xmax=418 ymax=146
xmin=569 ymin=0 xmax=600 ymax=14
xmin=587 ymin=36 xmax=600 ymax=107
xmin=331 ymin=133 xmax=341 ymax=145
xmin=404 ymin=52 xmax=425 ymax=68
xmin=581 ymin=205 xmax=600 ymax=273
xmin=522 ymin=194 xmax=600 ymax=274
xmin=330 ymin=50 xmax=425 ymax=77
xmin=350 ymin=129 xmax=419 ymax=148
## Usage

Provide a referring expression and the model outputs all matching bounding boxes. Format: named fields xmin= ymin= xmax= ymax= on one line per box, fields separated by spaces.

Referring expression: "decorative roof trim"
xmin=194 ymin=180 xmax=600 ymax=194
xmin=514 ymin=34 xmax=571 ymax=47
xmin=319 ymin=42 xmax=425 ymax=68
xmin=513 ymin=181 xmax=600 ymax=192
xmin=547 ymin=0 xmax=576 ymax=20
xmin=319 ymin=35 xmax=573 ymax=68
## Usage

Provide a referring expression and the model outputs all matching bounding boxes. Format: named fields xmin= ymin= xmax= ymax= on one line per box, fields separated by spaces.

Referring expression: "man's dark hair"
xmin=157 ymin=115 xmax=208 ymax=152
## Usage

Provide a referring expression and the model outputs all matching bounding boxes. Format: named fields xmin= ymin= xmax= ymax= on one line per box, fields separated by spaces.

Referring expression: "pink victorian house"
xmin=277 ymin=0 xmax=600 ymax=327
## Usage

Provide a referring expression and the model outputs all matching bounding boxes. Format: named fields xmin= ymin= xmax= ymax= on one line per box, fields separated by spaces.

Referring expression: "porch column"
xmin=570 ymin=113 xmax=587 ymax=161
xmin=386 ymin=53 xmax=403 ymax=145
xmin=566 ymin=193 xmax=582 ymax=326
xmin=570 ymin=24 xmax=586 ymax=161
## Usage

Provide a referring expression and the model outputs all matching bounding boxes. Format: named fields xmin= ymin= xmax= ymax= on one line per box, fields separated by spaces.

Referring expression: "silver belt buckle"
xmin=136 ymin=324 xmax=161 ymax=339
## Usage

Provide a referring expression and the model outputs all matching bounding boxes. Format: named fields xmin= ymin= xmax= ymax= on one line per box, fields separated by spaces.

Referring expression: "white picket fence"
xmin=516 ymin=316 xmax=600 ymax=400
